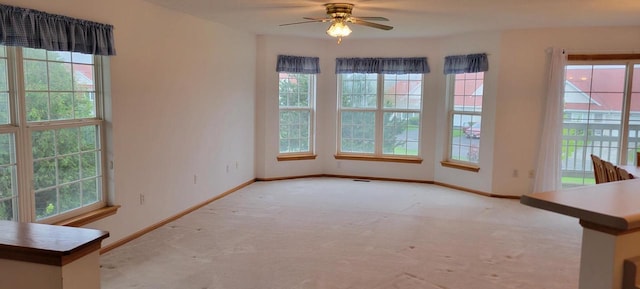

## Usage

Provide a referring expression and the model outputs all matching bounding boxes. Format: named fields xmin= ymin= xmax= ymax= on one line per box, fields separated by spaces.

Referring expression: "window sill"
xmin=335 ymin=154 xmax=423 ymax=164
xmin=277 ymin=154 xmax=318 ymax=161
xmin=53 ymin=205 xmax=120 ymax=227
xmin=440 ymin=161 xmax=480 ymax=172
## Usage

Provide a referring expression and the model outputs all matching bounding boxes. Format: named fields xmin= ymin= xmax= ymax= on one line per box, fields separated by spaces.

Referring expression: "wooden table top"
xmin=0 ymin=221 xmax=109 ymax=265
xmin=521 ymin=179 xmax=640 ymax=233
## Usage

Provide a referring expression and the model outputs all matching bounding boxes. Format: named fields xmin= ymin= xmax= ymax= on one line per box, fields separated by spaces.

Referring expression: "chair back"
xmin=591 ymin=154 xmax=608 ymax=184
xmin=617 ymin=167 xmax=634 ymax=180
xmin=603 ymin=160 xmax=620 ymax=182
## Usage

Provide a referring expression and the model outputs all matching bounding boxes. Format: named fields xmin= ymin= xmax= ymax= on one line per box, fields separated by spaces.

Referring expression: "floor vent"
xmin=353 ymin=179 xmax=371 ymax=182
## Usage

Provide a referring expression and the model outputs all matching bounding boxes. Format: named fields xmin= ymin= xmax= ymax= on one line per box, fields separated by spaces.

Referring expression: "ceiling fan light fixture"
xmin=326 ymin=21 xmax=352 ymax=38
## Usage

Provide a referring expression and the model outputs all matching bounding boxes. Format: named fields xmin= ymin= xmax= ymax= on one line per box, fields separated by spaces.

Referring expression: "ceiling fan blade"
xmin=352 ymin=16 xmax=389 ymax=21
xmin=303 ymin=17 xmax=332 ymax=22
xmin=279 ymin=19 xmax=326 ymax=26
xmin=349 ymin=18 xmax=394 ymax=30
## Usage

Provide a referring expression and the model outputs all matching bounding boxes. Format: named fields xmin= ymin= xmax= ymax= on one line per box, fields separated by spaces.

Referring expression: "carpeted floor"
xmin=100 ymin=177 xmax=581 ymax=289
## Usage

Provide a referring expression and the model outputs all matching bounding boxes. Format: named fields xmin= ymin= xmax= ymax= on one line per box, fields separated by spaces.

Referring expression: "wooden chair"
xmin=637 ymin=151 xmax=640 ymax=166
xmin=591 ymin=154 xmax=608 ymax=184
xmin=617 ymin=166 xmax=635 ymax=180
xmin=603 ymin=160 xmax=620 ymax=182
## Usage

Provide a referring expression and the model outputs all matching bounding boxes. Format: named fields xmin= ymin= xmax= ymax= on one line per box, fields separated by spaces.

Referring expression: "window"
xmin=335 ymin=57 xmax=429 ymax=161
xmin=447 ymin=72 xmax=484 ymax=164
xmin=338 ymin=73 xmax=422 ymax=157
xmin=0 ymin=45 xmax=106 ymax=222
xmin=561 ymin=60 xmax=640 ymax=187
xmin=442 ymin=53 xmax=489 ymax=168
xmin=276 ymin=55 xmax=320 ymax=159
xmin=278 ymin=73 xmax=315 ymax=155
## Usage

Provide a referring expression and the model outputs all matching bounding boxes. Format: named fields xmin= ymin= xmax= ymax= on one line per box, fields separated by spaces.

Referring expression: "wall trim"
xmin=99 ymin=178 xmax=255 ymax=254
xmin=434 ymin=181 xmax=521 ymax=199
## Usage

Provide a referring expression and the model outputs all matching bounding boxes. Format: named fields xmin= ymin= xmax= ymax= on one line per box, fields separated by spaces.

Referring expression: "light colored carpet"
xmin=100 ymin=177 xmax=581 ymax=289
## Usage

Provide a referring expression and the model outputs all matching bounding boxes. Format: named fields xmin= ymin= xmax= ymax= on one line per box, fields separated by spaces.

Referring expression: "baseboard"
xmin=255 ymin=174 xmax=325 ymax=181
xmin=434 ymin=181 xmax=521 ymax=199
xmin=99 ymin=178 xmax=255 ymax=254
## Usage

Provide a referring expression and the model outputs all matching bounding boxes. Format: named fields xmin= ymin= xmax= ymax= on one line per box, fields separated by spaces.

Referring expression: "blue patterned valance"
xmin=276 ymin=55 xmax=320 ymax=74
xmin=0 ymin=4 xmax=116 ymax=55
xmin=443 ymin=53 xmax=488 ymax=74
xmin=335 ymin=57 xmax=430 ymax=74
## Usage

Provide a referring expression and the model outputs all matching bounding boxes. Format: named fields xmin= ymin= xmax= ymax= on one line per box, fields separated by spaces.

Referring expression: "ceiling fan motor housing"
xmin=325 ymin=3 xmax=354 ymax=19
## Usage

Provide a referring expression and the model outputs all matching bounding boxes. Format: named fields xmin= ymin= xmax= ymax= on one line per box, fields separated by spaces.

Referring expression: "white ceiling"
xmin=143 ymin=0 xmax=640 ymax=39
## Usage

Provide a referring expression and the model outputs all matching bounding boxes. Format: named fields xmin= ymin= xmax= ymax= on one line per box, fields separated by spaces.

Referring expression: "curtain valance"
xmin=0 ymin=4 xmax=116 ymax=55
xmin=276 ymin=55 xmax=320 ymax=74
xmin=443 ymin=53 xmax=488 ymax=74
xmin=335 ymin=57 xmax=430 ymax=74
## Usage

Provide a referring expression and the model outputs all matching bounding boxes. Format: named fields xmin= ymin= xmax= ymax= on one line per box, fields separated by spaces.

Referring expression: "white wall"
xmin=3 ymin=0 xmax=257 ymax=246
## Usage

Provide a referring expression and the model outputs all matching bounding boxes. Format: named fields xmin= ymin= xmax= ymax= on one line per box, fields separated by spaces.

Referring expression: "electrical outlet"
xmin=226 ymin=165 xmax=229 ymax=173
xmin=235 ymin=161 xmax=239 ymax=169
xmin=512 ymin=169 xmax=519 ymax=178
xmin=337 ymin=161 xmax=342 ymax=169
xmin=139 ymin=193 xmax=145 ymax=205
xmin=529 ymin=170 xmax=535 ymax=178
xmin=194 ymin=174 xmax=197 ymax=184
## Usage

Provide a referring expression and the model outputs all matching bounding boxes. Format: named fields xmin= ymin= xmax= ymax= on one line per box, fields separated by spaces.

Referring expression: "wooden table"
xmin=521 ymin=180 xmax=640 ymax=289
xmin=0 ymin=221 xmax=109 ymax=289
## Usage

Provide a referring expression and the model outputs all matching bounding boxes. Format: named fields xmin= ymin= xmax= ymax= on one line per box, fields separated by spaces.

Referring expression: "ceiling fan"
xmin=280 ymin=3 xmax=393 ymax=44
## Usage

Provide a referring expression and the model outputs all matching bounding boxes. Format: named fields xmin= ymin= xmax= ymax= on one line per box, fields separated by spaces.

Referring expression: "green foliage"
xmin=0 ymin=47 xmax=100 ymax=221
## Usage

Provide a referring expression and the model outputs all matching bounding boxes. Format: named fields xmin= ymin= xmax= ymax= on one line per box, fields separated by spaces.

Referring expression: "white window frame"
xmin=0 ymin=45 xmax=108 ymax=223
xmin=336 ymin=73 xmax=423 ymax=159
xmin=446 ymin=72 xmax=484 ymax=166
xmin=278 ymin=73 xmax=316 ymax=157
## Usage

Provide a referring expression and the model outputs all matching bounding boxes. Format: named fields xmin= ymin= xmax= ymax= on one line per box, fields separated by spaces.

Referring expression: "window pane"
xmin=383 ymin=112 xmax=419 ymax=156
xmin=279 ymin=73 xmax=311 ymax=108
xmin=25 ymin=92 xmax=50 ymax=122
xmin=33 ymin=125 xmax=102 ymax=220
xmin=0 ymin=133 xmax=17 ymax=221
xmin=23 ymin=48 xmax=46 ymax=60
xmin=341 ymin=111 xmax=375 ymax=153
xmin=383 ymin=74 xmax=422 ymax=110
xmin=450 ymin=114 xmax=481 ymax=163
xmin=24 ymin=48 xmax=97 ymax=123
xmin=0 ymin=93 xmax=8 ymax=125
xmin=449 ymin=72 xmax=483 ymax=164
xmin=628 ymin=64 xmax=640 ymax=164
xmin=24 ymin=60 xmax=48 ymax=91
xmin=0 ymin=50 xmax=7 ymax=124
xmin=35 ymin=188 xmax=58 ymax=219
xmin=341 ymin=73 xmax=377 ymax=108
xmin=279 ymin=110 xmax=311 ymax=153
xmin=453 ymin=73 xmax=484 ymax=112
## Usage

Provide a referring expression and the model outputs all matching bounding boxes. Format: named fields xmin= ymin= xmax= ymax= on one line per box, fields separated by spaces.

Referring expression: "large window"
xmin=278 ymin=73 xmax=315 ymax=155
xmin=561 ymin=60 xmax=640 ymax=187
xmin=338 ymin=73 xmax=422 ymax=157
xmin=442 ymin=53 xmax=488 ymax=168
xmin=0 ymin=45 xmax=106 ymax=222
xmin=447 ymin=72 xmax=484 ymax=164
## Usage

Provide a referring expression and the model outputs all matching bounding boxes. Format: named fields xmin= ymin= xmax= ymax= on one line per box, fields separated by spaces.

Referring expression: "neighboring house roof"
xmin=564 ymin=66 xmax=640 ymax=112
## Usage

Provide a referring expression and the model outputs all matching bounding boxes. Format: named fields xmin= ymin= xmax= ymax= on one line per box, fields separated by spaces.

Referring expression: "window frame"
xmin=445 ymin=72 xmax=485 ymax=169
xmin=1 ymin=45 xmax=108 ymax=223
xmin=336 ymin=73 xmax=424 ymax=161
xmin=277 ymin=72 xmax=316 ymax=159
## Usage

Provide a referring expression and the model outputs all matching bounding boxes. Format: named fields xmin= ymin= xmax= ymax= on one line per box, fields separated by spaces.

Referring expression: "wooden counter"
xmin=521 ymin=179 xmax=640 ymax=233
xmin=521 ymin=180 xmax=640 ymax=289
xmin=0 ymin=221 xmax=109 ymax=289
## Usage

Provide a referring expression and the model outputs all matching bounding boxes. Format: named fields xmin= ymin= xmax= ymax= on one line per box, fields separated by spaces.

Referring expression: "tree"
xmin=0 ymin=47 xmax=99 ymax=220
